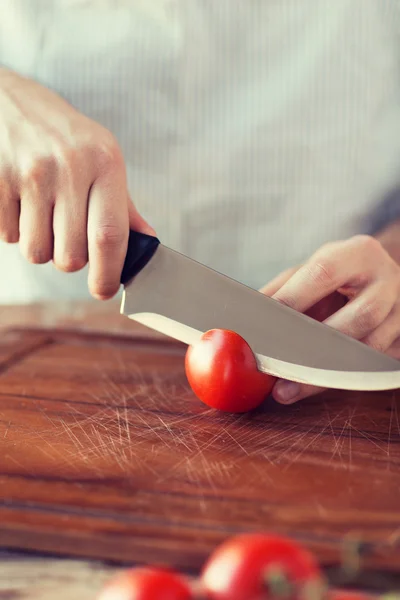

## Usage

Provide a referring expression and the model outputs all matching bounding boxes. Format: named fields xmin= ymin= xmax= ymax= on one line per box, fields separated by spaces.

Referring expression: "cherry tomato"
xmin=97 ymin=567 xmax=193 ymax=600
xmin=185 ymin=329 xmax=276 ymax=413
xmin=201 ymin=533 xmax=324 ymax=600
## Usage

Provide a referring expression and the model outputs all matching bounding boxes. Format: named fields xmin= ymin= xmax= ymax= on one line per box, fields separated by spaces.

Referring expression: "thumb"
xmin=272 ymin=379 xmax=325 ymax=405
xmin=128 ymin=198 xmax=157 ymax=237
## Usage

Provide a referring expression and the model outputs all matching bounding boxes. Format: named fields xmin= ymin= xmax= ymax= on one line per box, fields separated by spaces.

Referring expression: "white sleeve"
xmin=365 ymin=0 xmax=400 ymax=234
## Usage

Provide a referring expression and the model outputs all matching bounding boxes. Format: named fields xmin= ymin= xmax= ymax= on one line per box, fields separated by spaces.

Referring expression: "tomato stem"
xmin=263 ymin=566 xmax=294 ymax=598
xmin=263 ymin=568 xmax=327 ymax=600
xmin=340 ymin=537 xmax=368 ymax=578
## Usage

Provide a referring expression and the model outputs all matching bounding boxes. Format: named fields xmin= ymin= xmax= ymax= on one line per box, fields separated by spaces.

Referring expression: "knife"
xmin=120 ymin=230 xmax=400 ymax=391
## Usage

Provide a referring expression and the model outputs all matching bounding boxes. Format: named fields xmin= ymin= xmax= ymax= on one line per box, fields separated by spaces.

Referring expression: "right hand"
xmin=0 ymin=68 xmax=154 ymax=300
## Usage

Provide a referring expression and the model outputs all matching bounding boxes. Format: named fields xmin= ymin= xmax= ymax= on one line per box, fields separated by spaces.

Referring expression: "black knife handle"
xmin=120 ymin=230 xmax=160 ymax=285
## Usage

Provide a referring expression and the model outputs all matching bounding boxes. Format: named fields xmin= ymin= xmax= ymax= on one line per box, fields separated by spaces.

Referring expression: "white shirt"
xmin=0 ymin=0 xmax=399 ymax=303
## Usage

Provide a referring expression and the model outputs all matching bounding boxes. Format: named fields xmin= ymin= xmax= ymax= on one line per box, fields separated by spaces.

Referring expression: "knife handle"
xmin=120 ymin=230 xmax=160 ymax=285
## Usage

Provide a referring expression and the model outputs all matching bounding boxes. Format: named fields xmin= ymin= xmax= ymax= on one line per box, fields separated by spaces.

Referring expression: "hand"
xmin=260 ymin=235 xmax=400 ymax=404
xmin=0 ymin=68 xmax=154 ymax=300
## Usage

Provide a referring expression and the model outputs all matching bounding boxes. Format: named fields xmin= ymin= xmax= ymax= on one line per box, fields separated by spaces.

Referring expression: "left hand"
xmin=260 ymin=235 xmax=400 ymax=404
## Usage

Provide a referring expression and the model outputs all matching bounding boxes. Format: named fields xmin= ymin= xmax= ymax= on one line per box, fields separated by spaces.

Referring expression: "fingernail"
xmin=275 ymin=380 xmax=301 ymax=404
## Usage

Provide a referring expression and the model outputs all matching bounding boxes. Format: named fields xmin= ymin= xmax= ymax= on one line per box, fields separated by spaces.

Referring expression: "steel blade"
xmin=121 ymin=244 xmax=400 ymax=391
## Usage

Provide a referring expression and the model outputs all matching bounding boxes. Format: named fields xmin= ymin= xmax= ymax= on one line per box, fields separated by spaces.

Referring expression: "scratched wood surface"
xmin=0 ymin=302 xmax=399 ymax=599
xmin=0 ymin=315 xmax=398 ymax=584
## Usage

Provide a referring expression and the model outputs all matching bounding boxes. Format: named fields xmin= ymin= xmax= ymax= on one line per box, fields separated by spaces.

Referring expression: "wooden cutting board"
xmin=0 ymin=326 xmax=399 ymax=582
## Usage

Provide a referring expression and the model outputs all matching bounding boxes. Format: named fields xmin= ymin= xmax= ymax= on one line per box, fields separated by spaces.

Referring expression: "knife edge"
xmin=121 ymin=308 xmax=400 ymax=391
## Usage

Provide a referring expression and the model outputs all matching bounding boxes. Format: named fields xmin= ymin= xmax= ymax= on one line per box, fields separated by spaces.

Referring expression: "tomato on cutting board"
xmin=97 ymin=567 xmax=193 ymax=600
xmin=201 ymin=533 xmax=324 ymax=600
xmin=185 ymin=329 xmax=276 ymax=413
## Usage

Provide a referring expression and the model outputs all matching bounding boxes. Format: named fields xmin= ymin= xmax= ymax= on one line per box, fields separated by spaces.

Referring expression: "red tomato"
xmin=97 ymin=568 xmax=193 ymax=600
xmin=185 ymin=329 xmax=276 ymax=413
xmin=201 ymin=533 xmax=324 ymax=600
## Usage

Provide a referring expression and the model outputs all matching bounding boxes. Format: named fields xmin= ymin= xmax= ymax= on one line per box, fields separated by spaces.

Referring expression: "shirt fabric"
xmin=0 ymin=0 xmax=400 ymax=303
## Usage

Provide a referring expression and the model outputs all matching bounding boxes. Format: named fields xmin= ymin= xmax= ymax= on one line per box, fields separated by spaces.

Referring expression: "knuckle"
xmin=24 ymin=246 xmax=51 ymax=265
xmin=274 ymin=292 xmax=298 ymax=310
xmin=57 ymin=146 xmax=80 ymax=171
xmin=55 ymin=254 xmax=87 ymax=273
xmin=94 ymin=132 xmax=123 ymax=171
xmin=23 ymin=157 xmax=50 ymax=181
xmin=22 ymin=166 xmax=42 ymax=193
xmin=94 ymin=224 xmax=125 ymax=250
xmin=0 ymin=229 xmax=19 ymax=244
xmin=366 ymin=337 xmax=387 ymax=354
xmin=356 ymin=297 xmax=385 ymax=331
xmin=306 ymin=259 xmax=336 ymax=288
xmin=89 ymin=279 xmax=119 ymax=300
xmin=22 ymin=156 xmax=56 ymax=196
xmin=317 ymin=240 xmax=338 ymax=255
xmin=353 ymin=234 xmax=384 ymax=256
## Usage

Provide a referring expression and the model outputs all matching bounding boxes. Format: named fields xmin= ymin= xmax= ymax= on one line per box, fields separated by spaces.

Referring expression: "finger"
xmin=272 ymin=238 xmax=377 ymax=313
xmin=324 ymin=282 xmax=396 ymax=340
xmin=388 ymin=334 xmax=400 ymax=360
xmin=53 ymin=167 xmax=90 ymax=273
xmin=362 ymin=307 xmax=400 ymax=354
xmin=273 ymin=379 xmax=325 ymax=405
xmin=273 ymin=299 xmax=399 ymax=405
xmin=259 ymin=265 xmax=300 ymax=296
xmin=128 ymin=198 xmax=156 ymax=236
xmin=19 ymin=198 xmax=53 ymax=264
xmin=87 ymin=173 xmax=129 ymax=300
xmin=0 ymin=174 xmax=19 ymax=243
xmin=19 ymin=199 xmax=53 ymax=264
xmin=19 ymin=164 xmax=54 ymax=263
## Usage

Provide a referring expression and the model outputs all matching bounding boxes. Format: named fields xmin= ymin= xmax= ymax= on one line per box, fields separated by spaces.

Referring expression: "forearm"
xmin=0 ymin=66 xmax=17 ymax=81
xmin=375 ymin=219 xmax=400 ymax=266
xmin=0 ymin=66 xmax=27 ymax=95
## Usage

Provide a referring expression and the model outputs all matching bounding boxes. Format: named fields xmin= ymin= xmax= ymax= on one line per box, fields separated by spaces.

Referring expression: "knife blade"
xmin=120 ymin=230 xmax=400 ymax=391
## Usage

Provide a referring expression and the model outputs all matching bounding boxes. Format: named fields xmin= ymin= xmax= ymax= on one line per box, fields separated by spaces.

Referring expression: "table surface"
xmin=0 ymin=302 xmax=149 ymax=600
xmin=0 ymin=301 xmax=399 ymax=600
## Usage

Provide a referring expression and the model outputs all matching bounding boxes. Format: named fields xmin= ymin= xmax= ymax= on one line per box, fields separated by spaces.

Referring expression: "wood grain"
xmin=0 ymin=323 xmax=399 ymax=587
